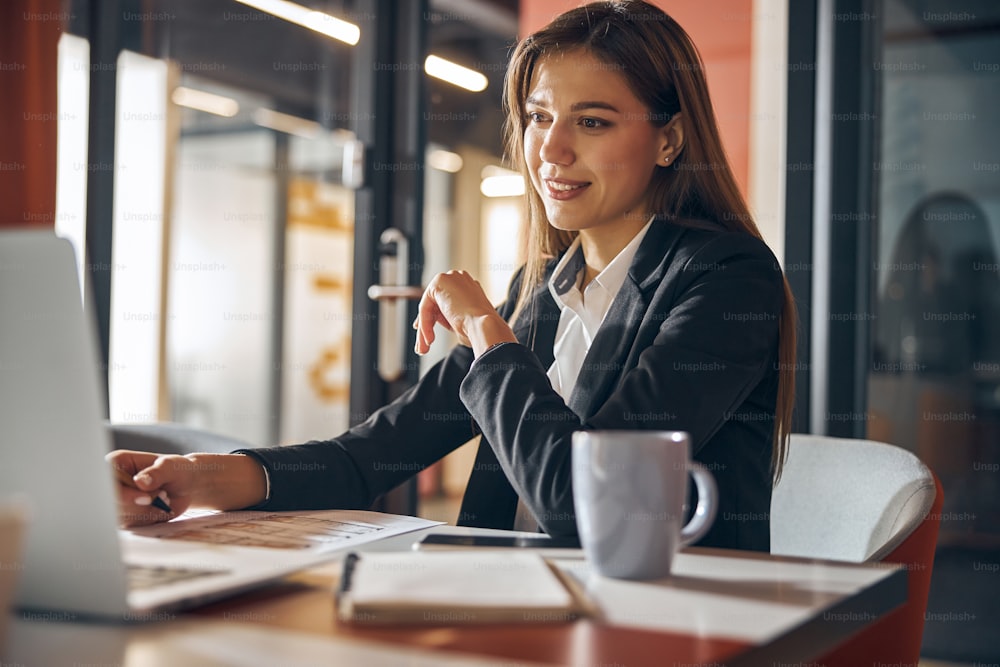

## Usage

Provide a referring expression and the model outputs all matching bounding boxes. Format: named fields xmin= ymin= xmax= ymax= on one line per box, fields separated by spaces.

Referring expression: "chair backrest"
xmin=771 ymin=434 xmax=943 ymax=666
xmin=771 ymin=434 xmax=936 ymax=562
xmin=106 ymin=421 xmax=253 ymax=455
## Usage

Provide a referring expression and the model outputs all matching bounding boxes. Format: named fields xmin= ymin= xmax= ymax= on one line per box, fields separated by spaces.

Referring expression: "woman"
xmin=111 ymin=0 xmax=796 ymax=552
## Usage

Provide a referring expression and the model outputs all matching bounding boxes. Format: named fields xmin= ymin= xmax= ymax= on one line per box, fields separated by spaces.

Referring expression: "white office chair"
xmin=770 ymin=433 xmax=937 ymax=562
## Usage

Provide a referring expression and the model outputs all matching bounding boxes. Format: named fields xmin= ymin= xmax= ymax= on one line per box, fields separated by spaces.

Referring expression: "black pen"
xmin=118 ymin=466 xmax=173 ymax=513
xmin=151 ymin=495 xmax=172 ymax=513
xmin=336 ymin=552 xmax=360 ymax=604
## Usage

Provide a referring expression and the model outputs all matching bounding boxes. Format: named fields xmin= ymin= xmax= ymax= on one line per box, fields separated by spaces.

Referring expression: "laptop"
xmin=0 ymin=231 xmax=393 ymax=619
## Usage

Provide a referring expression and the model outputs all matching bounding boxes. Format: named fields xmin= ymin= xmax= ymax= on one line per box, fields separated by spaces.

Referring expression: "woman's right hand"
xmin=106 ymin=450 xmax=196 ymax=527
xmin=105 ymin=450 xmax=270 ymax=528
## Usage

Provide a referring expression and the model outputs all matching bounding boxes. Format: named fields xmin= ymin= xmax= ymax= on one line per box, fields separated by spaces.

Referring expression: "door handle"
xmin=368 ymin=228 xmax=423 ymax=382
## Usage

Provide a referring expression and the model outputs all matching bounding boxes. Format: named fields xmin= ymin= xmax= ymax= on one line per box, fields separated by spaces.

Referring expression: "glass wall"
xmin=164 ymin=80 xmax=357 ymax=447
xmin=868 ymin=0 xmax=1000 ymax=659
xmin=59 ymin=0 xmax=363 ymax=447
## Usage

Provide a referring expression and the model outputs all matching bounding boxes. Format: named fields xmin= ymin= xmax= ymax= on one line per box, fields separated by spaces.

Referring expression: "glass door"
xmin=58 ymin=0 xmax=428 ymax=467
xmin=110 ymin=0 xmax=367 ymax=449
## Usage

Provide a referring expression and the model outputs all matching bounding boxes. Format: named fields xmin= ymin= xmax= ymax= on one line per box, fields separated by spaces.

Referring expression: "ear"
xmin=655 ymin=113 xmax=685 ymax=167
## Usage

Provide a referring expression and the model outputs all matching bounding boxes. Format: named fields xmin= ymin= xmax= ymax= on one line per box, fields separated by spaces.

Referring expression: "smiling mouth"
xmin=548 ymin=181 xmax=585 ymax=191
xmin=543 ymin=179 xmax=590 ymax=200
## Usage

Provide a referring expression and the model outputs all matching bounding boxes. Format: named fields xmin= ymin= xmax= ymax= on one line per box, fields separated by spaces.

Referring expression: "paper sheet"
xmin=128 ymin=509 xmax=442 ymax=552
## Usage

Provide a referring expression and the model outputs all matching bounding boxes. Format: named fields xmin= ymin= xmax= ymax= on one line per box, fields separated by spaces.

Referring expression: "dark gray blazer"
xmin=239 ymin=217 xmax=784 ymax=552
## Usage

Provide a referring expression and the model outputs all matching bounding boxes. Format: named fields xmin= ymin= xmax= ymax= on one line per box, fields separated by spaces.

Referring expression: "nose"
xmin=538 ymin=119 xmax=575 ymax=166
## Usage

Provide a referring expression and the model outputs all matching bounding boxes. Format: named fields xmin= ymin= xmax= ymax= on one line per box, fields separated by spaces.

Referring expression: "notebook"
xmin=0 ymin=231 xmax=438 ymax=619
xmin=335 ymin=551 xmax=596 ymax=624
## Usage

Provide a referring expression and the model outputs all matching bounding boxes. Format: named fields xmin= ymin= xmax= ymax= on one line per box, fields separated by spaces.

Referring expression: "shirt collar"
xmin=547 ymin=215 xmax=655 ymax=303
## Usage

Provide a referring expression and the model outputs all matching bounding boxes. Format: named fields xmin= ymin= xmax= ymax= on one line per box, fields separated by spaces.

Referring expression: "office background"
xmin=1 ymin=0 xmax=997 ymax=661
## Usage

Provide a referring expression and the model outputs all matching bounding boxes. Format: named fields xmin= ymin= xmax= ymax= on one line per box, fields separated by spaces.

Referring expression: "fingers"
xmin=115 ymin=485 xmax=178 ymax=528
xmin=133 ymin=454 xmax=188 ymax=496
xmin=106 ymin=449 xmax=157 ymax=480
xmin=414 ymin=302 xmax=433 ymax=355
xmin=414 ymin=271 xmax=489 ymax=354
xmin=415 ymin=304 xmax=452 ymax=354
xmin=414 ymin=279 xmax=445 ymax=355
xmin=106 ymin=450 xmax=188 ymax=527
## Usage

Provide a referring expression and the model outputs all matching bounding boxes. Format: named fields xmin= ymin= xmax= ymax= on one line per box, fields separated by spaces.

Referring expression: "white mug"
xmin=571 ymin=430 xmax=718 ymax=579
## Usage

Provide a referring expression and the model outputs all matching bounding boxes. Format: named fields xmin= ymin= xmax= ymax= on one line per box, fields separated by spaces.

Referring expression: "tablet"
xmin=414 ymin=533 xmax=582 ymax=550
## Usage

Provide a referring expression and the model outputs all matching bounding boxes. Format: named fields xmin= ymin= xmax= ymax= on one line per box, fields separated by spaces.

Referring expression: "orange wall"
xmin=0 ymin=0 xmax=61 ymax=228
xmin=518 ymin=0 xmax=753 ymax=195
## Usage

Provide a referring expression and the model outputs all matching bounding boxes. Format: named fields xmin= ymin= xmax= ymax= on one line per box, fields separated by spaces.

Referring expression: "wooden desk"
xmin=7 ymin=525 xmax=906 ymax=666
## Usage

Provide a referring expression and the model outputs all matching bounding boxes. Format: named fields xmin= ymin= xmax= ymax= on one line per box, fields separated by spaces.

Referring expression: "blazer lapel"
xmin=513 ymin=281 xmax=559 ymax=369
xmin=565 ymin=278 xmax=646 ymax=420
xmin=566 ymin=219 xmax=683 ymax=421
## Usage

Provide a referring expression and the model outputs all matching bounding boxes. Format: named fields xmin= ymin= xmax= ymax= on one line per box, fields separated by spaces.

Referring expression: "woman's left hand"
xmin=414 ymin=270 xmax=517 ymax=356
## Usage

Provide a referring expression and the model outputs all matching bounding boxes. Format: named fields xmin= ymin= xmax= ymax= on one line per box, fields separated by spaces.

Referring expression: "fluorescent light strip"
xmin=481 ymin=164 xmax=519 ymax=179
xmin=480 ymin=175 xmax=525 ymax=198
xmin=171 ymin=86 xmax=239 ymax=117
xmin=234 ymin=0 xmax=360 ymax=45
xmin=428 ymin=149 xmax=463 ymax=173
xmin=424 ymin=55 xmax=488 ymax=93
xmin=253 ymin=108 xmax=320 ymax=138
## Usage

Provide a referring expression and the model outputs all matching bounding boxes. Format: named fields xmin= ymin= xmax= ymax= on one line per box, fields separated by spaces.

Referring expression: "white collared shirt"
xmin=545 ymin=216 xmax=655 ymax=400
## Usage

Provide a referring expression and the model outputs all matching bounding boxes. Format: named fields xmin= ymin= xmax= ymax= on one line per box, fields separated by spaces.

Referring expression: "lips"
xmin=543 ymin=177 xmax=590 ymax=201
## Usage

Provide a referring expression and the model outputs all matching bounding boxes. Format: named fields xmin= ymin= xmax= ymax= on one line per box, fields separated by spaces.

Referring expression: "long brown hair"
xmin=502 ymin=0 xmax=796 ymax=482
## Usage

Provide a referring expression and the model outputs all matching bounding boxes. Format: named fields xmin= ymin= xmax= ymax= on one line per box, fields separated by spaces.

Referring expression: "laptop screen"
xmin=0 ymin=231 xmax=131 ymax=616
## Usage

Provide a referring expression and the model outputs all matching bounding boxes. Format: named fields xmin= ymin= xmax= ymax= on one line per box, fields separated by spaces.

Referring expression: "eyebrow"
xmin=524 ymin=96 xmax=621 ymax=113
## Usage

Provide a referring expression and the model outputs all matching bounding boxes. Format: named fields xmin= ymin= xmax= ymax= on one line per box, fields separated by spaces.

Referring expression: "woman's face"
xmin=523 ymin=50 xmax=669 ymax=237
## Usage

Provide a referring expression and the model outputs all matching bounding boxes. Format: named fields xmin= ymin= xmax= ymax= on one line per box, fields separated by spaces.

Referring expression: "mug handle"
xmin=679 ymin=462 xmax=718 ymax=546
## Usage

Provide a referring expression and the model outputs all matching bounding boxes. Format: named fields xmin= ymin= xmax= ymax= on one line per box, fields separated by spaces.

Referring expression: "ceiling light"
xmin=424 ymin=55 xmax=488 ymax=93
xmin=171 ymin=86 xmax=239 ymax=117
xmin=253 ymin=108 xmax=320 ymax=138
xmin=481 ymin=165 xmax=518 ymax=179
xmin=481 ymin=175 xmax=525 ymax=198
xmin=428 ymin=149 xmax=463 ymax=173
xmin=234 ymin=0 xmax=360 ymax=45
